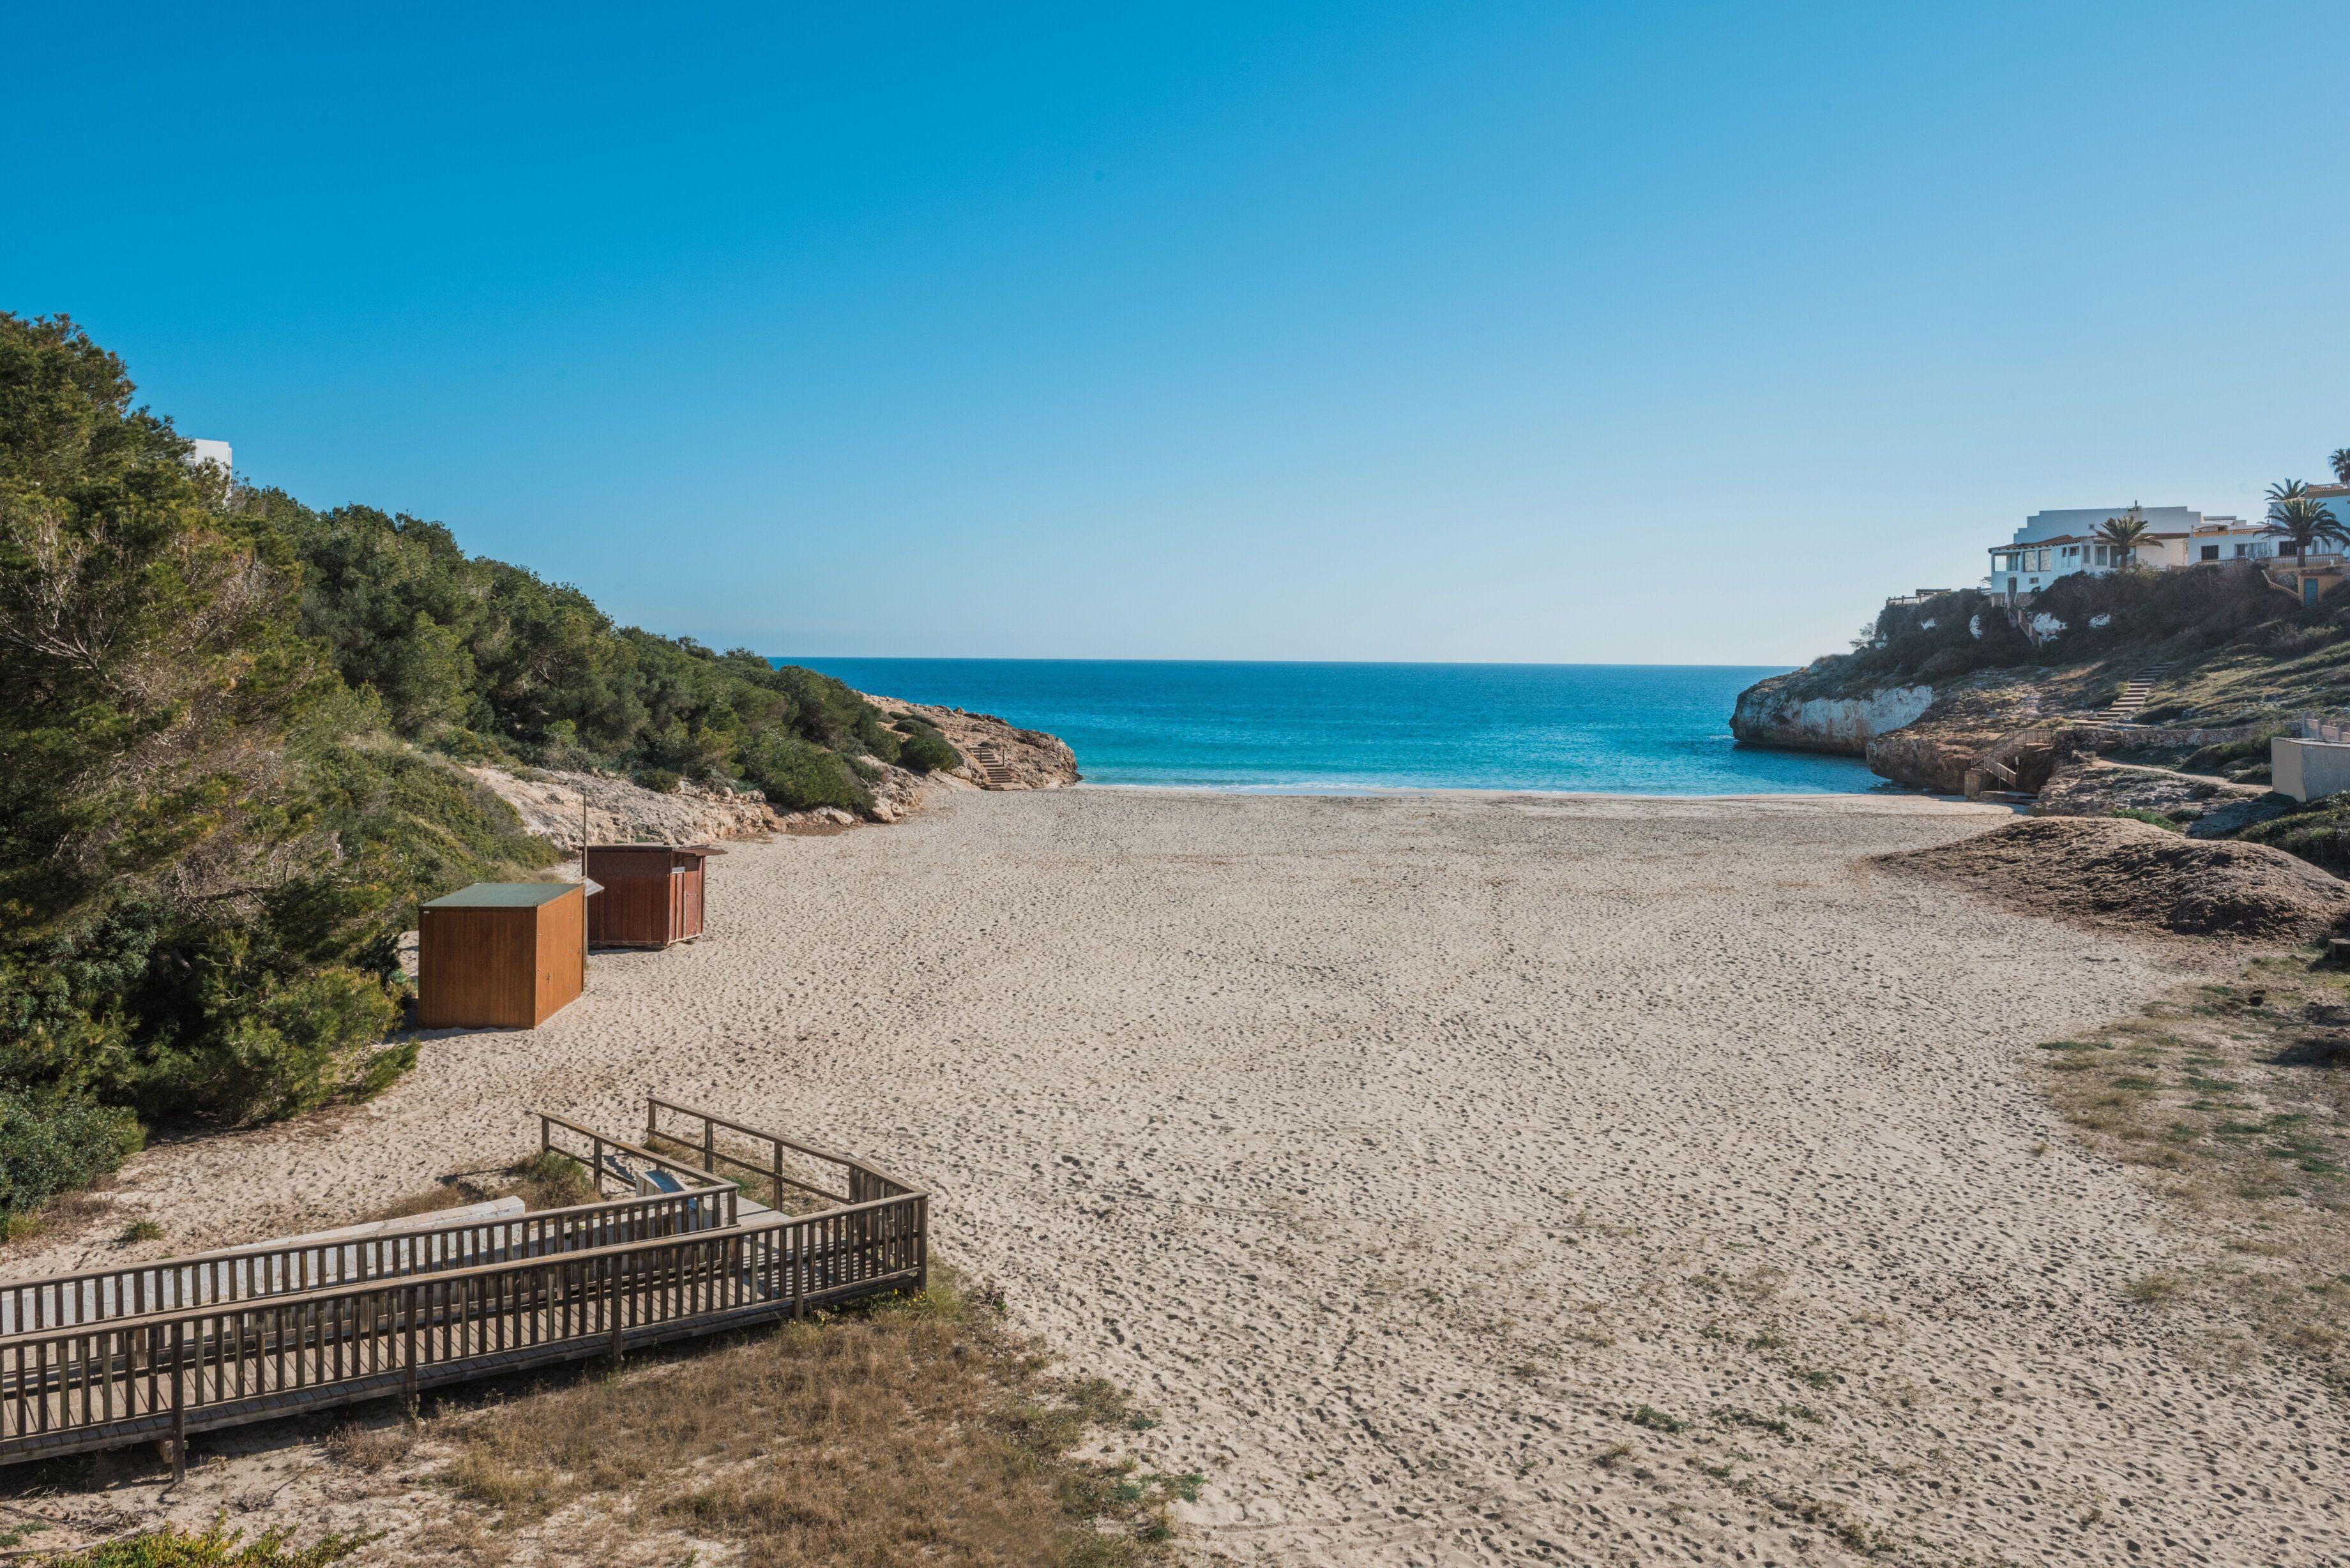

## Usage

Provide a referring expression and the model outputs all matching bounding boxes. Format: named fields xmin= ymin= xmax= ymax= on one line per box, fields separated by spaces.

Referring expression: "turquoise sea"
xmin=777 ymin=660 xmax=1876 ymax=795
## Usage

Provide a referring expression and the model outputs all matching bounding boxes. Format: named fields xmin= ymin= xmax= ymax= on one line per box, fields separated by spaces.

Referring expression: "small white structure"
xmin=2273 ymin=735 xmax=2350 ymax=803
xmin=183 ymin=437 xmax=232 ymax=479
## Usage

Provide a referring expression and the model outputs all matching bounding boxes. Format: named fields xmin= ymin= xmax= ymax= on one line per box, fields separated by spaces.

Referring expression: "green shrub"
xmin=896 ymin=727 xmax=963 ymax=774
xmin=632 ymin=767 xmax=682 ymax=794
xmin=2239 ymin=794 xmax=2350 ymax=880
xmin=171 ymin=964 xmax=404 ymax=1123
xmin=33 ymin=1520 xmax=363 ymax=1567
xmin=738 ymin=732 xmax=872 ymax=813
xmin=2111 ymin=808 xmax=2184 ymax=832
xmin=0 ymin=1089 xmax=143 ymax=1217
xmin=2183 ymin=735 xmax=2284 ymax=782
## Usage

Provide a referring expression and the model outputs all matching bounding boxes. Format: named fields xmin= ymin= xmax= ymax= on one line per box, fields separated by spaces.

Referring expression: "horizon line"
xmin=766 ymin=654 xmax=1808 ymax=670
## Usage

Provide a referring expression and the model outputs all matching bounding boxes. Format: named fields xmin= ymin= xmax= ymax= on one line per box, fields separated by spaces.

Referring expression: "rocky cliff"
xmin=1729 ymin=671 xmax=1934 ymax=755
xmin=1733 ymin=569 xmax=2350 ymax=800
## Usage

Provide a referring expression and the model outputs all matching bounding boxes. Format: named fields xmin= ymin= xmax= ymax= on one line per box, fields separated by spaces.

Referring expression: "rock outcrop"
xmin=860 ymin=695 xmax=1081 ymax=790
xmin=1730 ymin=672 xmax=1932 ymax=755
xmin=1858 ymin=675 xmax=2049 ymax=792
xmin=467 ymin=767 xmax=786 ymax=849
xmin=464 ymin=691 xmax=1078 ymax=851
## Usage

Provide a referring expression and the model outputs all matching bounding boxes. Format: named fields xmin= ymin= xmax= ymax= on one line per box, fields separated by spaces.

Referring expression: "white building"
xmin=184 ymin=438 xmax=232 ymax=479
xmin=1983 ymin=504 xmax=2266 ymax=599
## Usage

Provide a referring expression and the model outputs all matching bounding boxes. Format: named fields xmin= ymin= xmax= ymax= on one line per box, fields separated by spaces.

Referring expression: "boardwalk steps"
xmin=969 ymin=741 xmax=1018 ymax=787
xmin=0 ymin=1099 xmax=926 ymax=1472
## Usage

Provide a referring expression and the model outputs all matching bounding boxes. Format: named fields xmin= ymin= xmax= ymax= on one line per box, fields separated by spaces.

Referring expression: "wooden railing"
xmin=0 ymin=1200 xmax=923 ymax=1469
xmin=0 ymin=1103 xmax=927 ymax=1473
xmin=646 ymin=1096 xmax=921 ymax=1202
xmin=538 ymin=1113 xmax=739 ymax=1228
xmin=0 ymin=1191 xmax=719 ymax=1338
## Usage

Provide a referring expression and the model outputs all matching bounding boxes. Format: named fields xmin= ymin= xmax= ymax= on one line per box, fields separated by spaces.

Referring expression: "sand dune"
xmin=24 ymin=788 xmax=2346 ymax=1564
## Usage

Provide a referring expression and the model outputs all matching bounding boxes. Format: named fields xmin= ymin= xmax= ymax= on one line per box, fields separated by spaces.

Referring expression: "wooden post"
xmin=702 ymin=1118 xmax=715 ymax=1174
xmin=771 ymin=1145 xmax=785 ymax=1212
xmin=915 ymin=1195 xmax=929 ymax=1292
xmin=404 ymin=1284 xmax=420 ymax=1410
xmin=608 ymin=1258 xmax=625 ymax=1369
xmin=169 ymin=1320 xmax=186 ymax=1482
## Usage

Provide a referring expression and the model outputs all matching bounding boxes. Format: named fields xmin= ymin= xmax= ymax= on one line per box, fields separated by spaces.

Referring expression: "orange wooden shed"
xmin=583 ymin=844 xmax=725 ymax=949
xmin=416 ymin=882 xmax=586 ymax=1029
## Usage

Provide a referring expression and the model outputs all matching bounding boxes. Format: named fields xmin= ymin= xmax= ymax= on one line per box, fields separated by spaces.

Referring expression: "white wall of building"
xmin=183 ymin=438 xmax=232 ymax=477
xmin=1982 ymin=505 xmax=2265 ymax=596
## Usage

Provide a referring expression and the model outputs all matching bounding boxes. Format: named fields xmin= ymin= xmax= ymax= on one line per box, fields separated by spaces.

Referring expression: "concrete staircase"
xmin=2100 ymin=662 xmax=2177 ymax=721
xmin=969 ymin=741 xmax=1017 ymax=787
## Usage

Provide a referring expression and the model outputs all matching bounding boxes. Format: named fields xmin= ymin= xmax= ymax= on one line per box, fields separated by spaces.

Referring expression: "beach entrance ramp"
xmin=0 ymin=1101 xmax=927 ymax=1474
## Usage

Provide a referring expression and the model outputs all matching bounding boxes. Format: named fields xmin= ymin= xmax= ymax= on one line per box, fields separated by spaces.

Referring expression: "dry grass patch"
xmin=2035 ymin=949 xmax=2350 ymax=1384
xmin=395 ymin=1268 xmax=1176 ymax=1567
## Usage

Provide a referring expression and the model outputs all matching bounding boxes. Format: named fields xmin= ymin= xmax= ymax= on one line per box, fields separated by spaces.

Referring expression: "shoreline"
xmin=1068 ymin=777 xmax=1972 ymax=806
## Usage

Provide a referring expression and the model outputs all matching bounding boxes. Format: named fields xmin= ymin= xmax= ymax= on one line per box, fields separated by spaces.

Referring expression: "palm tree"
xmin=2095 ymin=506 xmax=2151 ymax=566
xmin=2269 ymin=478 xmax=2311 ymax=506
xmin=2261 ymin=494 xmax=2350 ymax=565
xmin=2330 ymin=448 xmax=2350 ymax=485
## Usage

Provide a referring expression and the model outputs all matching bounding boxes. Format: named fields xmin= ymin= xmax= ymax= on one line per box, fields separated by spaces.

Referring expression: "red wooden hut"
xmin=583 ymin=844 xmax=725 ymax=949
xmin=416 ymin=882 xmax=586 ymax=1029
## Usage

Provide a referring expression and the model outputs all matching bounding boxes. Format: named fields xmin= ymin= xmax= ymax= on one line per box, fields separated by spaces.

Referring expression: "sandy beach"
xmin=23 ymin=787 xmax=2347 ymax=1565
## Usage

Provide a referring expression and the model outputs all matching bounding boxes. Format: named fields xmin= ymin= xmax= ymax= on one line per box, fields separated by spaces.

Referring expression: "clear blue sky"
xmin=7 ymin=3 xmax=2346 ymax=663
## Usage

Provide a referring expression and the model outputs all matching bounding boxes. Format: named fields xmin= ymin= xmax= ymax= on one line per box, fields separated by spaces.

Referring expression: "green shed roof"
xmin=422 ymin=882 xmax=579 ymax=910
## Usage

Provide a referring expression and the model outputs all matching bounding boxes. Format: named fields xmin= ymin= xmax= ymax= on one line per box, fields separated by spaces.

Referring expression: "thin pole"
xmin=580 ymin=791 xmax=591 ymax=973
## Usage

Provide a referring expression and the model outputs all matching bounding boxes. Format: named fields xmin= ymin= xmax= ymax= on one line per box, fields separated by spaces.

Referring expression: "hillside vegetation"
xmin=1781 ymin=563 xmax=2350 ymax=724
xmin=0 ymin=313 xmax=947 ymax=1224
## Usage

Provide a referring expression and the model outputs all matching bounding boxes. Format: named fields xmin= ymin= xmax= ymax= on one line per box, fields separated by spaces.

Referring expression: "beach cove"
xmin=32 ymin=787 xmax=2347 ymax=1565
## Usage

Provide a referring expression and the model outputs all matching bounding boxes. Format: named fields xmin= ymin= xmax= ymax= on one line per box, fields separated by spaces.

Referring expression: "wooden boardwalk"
xmin=0 ymin=1100 xmax=927 ymax=1472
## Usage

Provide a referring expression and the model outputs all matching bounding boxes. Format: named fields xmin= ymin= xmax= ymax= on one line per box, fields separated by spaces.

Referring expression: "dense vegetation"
xmin=1854 ymin=564 xmax=2299 ymax=690
xmin=250 ymin=491 xmax=949 ymax=808
xmin=0 ymin=313 xmax=944 ymax=1223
